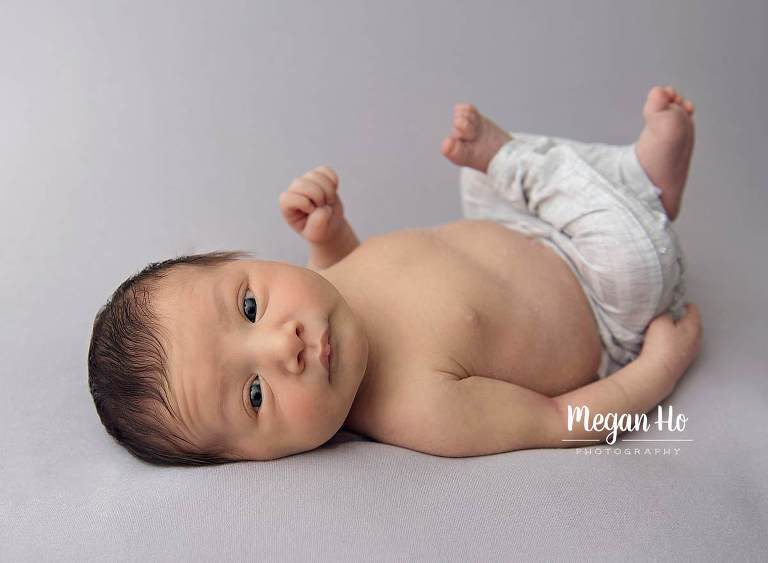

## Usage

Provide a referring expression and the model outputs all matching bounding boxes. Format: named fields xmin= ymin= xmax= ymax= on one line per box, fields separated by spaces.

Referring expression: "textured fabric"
xmin=460 ymin=133 xmax=686 ymax=378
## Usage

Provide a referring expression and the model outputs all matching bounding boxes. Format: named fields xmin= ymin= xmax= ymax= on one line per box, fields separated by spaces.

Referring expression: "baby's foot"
xmin=441 ymin=103 xmax=512 ymax=173
xmin=635 ymin=85 xmax=696 ymax=221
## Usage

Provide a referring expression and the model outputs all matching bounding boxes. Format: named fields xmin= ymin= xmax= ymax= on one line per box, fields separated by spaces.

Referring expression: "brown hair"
xmin=87 ymin=250 xmax=256 ymax=466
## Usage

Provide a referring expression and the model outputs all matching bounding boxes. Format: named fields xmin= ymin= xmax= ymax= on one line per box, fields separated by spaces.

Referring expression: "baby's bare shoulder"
xmin=328 ymin=227 xmax=439 ymax=282
xmin=349 ymin=366 xmax=458 ymax=445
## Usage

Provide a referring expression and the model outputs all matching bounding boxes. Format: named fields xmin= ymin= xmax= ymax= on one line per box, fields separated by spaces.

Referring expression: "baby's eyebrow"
xmin=210 ymin=275 xmax=240 ymax=429
xmin=215 ymin=367 xmax=230 ymax=429
xmin=214 ymin=277 xmax=233 ymax=331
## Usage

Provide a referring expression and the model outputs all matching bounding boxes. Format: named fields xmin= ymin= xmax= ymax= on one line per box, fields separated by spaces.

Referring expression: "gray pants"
xmin=460 ymin=133 xmax=687 ymax=378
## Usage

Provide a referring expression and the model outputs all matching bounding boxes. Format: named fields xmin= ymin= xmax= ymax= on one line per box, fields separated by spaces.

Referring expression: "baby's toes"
xmin=452 ymin=104 xmax=480 ymax=141
xmin=454 ymin=103 xmax=478 ymax=118
xmin=662 ymin=86 xmax=692 ymax=112
xmin=441 ymin=135 xmax=472 ymax=166
xmin=670 ymin=92 xmax=694 ymax=115
xmin=673 ymin=93 xmax=689 ymax=110
xmin=644 ymin=86 xmax=673 ymax=118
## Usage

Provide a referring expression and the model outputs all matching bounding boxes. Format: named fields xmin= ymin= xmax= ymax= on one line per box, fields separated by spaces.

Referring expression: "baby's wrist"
xmin=307 ymin=219 xmax=360 ymax=269
xmin=637 ymin=351 xmax=680 ymax=391
xmin=310 ymin=218 xmax=352 ymax=248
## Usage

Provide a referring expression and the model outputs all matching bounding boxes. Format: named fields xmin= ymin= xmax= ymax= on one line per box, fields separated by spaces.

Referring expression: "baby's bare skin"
xmin=152 ymin=87 xmax=699 ymax=461
xmin=327 ymin=219 xmax=605 ymax=441
xmin=324 ymin=86 xmax=697 ymax=445
xmin=326 ymin=219 xmax=604 ymax=425
xmin=263 ymin=85 xmax=701 ymax=458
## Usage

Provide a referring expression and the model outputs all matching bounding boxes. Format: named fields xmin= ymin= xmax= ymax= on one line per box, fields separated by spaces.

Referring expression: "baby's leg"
xmin=444 ymin=87 xmax=693 ymax=377
xmin=444 ymin=86 xmax=695 ymax=221
xmin=489 ymin=123 xmax=687 ymax=371
xmin=535 ymin=85 xmax=695 ymax=220
xmin=456 ymin=134 xmax=645 ymax=224
xmin=510 ymin=133 xmax=641 ymax=193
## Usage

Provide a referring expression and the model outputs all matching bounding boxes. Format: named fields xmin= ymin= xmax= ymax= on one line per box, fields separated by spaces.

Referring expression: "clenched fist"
xmin=640 ymin=302 xmax=703 ymax=386
xmin=279 ymin=165 xmax=346 ymax=245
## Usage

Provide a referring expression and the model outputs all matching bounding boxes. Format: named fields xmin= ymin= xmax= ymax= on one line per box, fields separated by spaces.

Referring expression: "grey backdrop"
xmin=1 ymin=1 xmax=766 ymax=561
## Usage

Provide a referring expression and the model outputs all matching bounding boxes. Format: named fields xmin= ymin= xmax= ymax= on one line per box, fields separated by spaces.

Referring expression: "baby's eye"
xmin=243 ymin=289 xmax=258 ymax=323
xmin=249 ymin=375 xmax=263 ymax=409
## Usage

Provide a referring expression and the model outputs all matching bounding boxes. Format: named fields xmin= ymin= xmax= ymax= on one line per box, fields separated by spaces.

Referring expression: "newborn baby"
xmin=88 ymin=85 xmax=702 ymax=465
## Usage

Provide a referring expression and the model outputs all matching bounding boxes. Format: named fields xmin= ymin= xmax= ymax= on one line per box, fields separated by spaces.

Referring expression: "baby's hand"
xmin=640 ymin=302 xmax=703 ymax=386
xmin=279 ymin=165 xmax=346 ymax=245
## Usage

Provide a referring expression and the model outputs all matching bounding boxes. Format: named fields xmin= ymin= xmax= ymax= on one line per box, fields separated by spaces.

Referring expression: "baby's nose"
xmin=258 ymin=322 xmax=305 ymax=372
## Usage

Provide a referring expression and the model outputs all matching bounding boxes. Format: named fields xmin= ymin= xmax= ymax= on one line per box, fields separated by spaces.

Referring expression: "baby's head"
xmin=88 ymin=251 xmax=369 ymax=466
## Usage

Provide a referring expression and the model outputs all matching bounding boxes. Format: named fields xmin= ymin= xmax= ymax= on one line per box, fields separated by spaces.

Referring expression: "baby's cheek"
xmin=293 ymin=392 xmax=321 ymax=420
xmin=291 ymin=391 xmax=334 ymax=433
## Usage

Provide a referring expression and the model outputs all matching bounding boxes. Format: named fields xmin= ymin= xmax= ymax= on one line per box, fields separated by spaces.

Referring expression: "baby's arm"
xmin=378 ymin=305 xmax=701 ymax=457
xmin=386 ymin=357 xmax=676 ymax=457
xmin=307 ymin=218 xmax=360 ymax=271
xmin=554 ymin=302 xmax=701 ymax=442
xmin=553 ymin=355 xmax=678 ymax=444
xmin=552 ymin=302 xmax=700 ymax=443
xmin=278 ymin=165 xmax=360 ymax=270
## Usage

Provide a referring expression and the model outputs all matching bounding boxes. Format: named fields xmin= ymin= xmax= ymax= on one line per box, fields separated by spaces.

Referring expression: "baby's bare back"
xmin=333 ymin=219 xmax=603 ymax=404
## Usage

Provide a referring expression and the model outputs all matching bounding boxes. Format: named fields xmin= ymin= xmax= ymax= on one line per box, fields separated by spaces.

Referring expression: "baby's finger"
xmin=279 ymin=190 xmax=314 ymax=215
xmin=677 ymin=302 xmax=700 ymax=324
xmin=288 ymin=177 xmax=326 ymax=207
xmin=679 ymin=303 xmax=703 ymax=336
xmin=315 ymin=165 xmax=338 ymax=188
xmin=304 ymin=204 xmax=332 ymax=236
xmin=304 ymin=169 xmax=337 ymax=203
xmin=648 ymin=311 xmax=676 ymax=332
